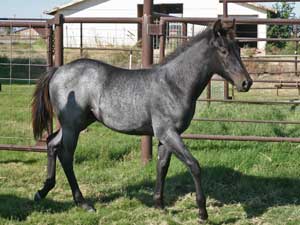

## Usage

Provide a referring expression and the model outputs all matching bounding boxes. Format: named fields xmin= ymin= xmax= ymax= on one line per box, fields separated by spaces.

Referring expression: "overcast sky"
xmin=0 ymin=1 xmax=299 ymax=18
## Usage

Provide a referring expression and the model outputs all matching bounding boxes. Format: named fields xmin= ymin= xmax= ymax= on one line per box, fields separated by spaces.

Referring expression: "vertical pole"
xmin=206 ymin=81 xmax=211 ymax=107
xmin=296 ymin=40 xmax=298 ymax=76
xmin=141 ymin=0 xmax=153 ymax=165
xmin=223 ymin=0 xmax=228 ymax=17
xmin=54 ymin=14 xmax=64 ymax=130
xmin=46 ymin=23 xmax=54 ymax=135
xmin=137 ymin=5 xmax=143 ymax=42
xmin=159 ymin=20 xmax=166 ymax=63
xmin=182 ymin=22 xmax=187 ymax=44
xmin=129 ymin=50 xmax=133 ymax=69
xmin=223 ymin=0 xmax=230 ymax=100
xmin=295 ymin=24 xmax=298 ymax=77
xmin=46 ymin=24 xmax=53 ymax=70
xmin=54 ymin=14 xmax=64 ymax=67
xmin=80 ymin=22 xmax=83 ymax=58
xmin=192 ymin=24 xmax=195 ymax=36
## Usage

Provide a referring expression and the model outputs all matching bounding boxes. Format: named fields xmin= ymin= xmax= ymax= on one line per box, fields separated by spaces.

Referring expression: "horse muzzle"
xmin=236 ymin=79 xmax=253 ymax=92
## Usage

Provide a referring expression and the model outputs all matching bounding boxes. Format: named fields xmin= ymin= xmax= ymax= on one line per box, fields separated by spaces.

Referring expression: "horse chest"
xmin=159 ymin=97 xmax=196 ymax=133
xmin=174 ymin=103 xmax=195 ymax=132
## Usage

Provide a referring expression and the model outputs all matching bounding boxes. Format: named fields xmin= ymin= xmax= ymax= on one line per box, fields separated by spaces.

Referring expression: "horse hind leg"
xmin=57 ymin=127 xmax=95 ymax=212
xmin=34 ymin=129 xmax=62 ymax=201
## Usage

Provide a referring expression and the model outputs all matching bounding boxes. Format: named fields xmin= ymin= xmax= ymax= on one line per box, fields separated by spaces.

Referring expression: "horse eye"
xmin=220 ymin=49 xmax=227 ymax=55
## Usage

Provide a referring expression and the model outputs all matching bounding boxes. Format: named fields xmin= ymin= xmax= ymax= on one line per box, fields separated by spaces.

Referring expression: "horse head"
xmin=211 ymin=19 xmax=252 ymax=92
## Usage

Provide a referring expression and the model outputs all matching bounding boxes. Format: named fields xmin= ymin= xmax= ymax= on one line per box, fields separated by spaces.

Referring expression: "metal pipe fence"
xmin=0 ymin=15 xmax=148 ymax=156
xmin=2 ymin=0 xmax=300 ymax=160
xmin=0 ymin=19 xmax=52 ymax=152
xmin=158 ymin=1 xmax=300 ymax=143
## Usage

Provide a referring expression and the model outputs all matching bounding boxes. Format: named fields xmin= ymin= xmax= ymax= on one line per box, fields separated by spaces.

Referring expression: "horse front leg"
xmin=34 ymin=130 xmax=62 ymax=201
xmin=154 ymin=142 xmax=172 ymax=209
xmin=157 ymin=128 xmax=208 ymax=221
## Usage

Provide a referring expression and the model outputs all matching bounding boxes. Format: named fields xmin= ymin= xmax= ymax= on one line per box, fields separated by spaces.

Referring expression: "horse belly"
xmin=94 ymin=101 xmax=153 ymax=135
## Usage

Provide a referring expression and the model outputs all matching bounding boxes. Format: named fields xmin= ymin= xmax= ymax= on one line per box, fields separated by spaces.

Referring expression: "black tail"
xmin=32 ymin=67 xmax=57 ymax=140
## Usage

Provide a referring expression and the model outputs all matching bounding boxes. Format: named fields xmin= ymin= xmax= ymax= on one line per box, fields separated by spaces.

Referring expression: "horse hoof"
xmin=199 ymin=209 xmax=208 ymax=223
xmin=34 ymin=191 xmax=42 ymax=202
xmin=81 ymin=203 xmax=96 ymax=212
xmin=154 ymin=197 xmax=164 ymax=210
xmin=154 ymin=203 xmax=164 ymax=210
xmin=198 ymin=218 xmax=207 ymax=224
xmin=87 ymin=206 xmax=96 ymax=213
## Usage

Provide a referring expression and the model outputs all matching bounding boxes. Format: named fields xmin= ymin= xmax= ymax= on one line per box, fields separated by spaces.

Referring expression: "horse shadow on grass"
xmin=1 ymin=166 xmax=299 ymax=222
xmin=99 ymin=165 xmax=300 ymax=220
xmin=0 ymin=194 xmax=73 ymax=221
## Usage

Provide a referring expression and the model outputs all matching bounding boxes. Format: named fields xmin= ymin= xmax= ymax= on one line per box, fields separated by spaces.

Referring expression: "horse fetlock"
xmin=34 ymin=191 xmax=43 ymax=202
xmin=199 ymin=207 xmax=208 ymax=221
xmin=197 ymin=197 xmax=208 ymax=221
xmin=78 ymin=202 xmax=96 ymax=212
xmin=153 ymin=194 xmax=164 ymax=209
xmin=44 ymin=178 xmax=56 ymax=190
xmin=73 ymin=193 xmax=95 ymax=212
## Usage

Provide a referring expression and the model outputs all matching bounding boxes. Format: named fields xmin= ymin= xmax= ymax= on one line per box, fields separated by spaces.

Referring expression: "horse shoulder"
xmin=150 ymin=70 xmax=196 ymax=133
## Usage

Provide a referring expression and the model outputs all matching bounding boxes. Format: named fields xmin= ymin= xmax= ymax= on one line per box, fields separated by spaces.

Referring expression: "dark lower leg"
xmin=154 ymin=143 xmax=172 ymax=209
xmin=35 ymin=152 xmax=57 ymax=200
xmin=58 ymin=148 xmax=95 ymax=211
xmin=35 ymin=131 xmax=60 ymax=201
xmin=186 ymin=159 xmax=207 ymax=220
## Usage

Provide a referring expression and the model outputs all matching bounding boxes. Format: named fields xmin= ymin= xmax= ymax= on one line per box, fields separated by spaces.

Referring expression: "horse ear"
xmin=226 ymin=19 xmax=236 ymax=39
xmin=213 ymin=19 xmax=223 ymax=38
xmin=231 ymin=18 xmax=236 ymax=31
xmin=221 ymin=19 xmax=236 ymax=31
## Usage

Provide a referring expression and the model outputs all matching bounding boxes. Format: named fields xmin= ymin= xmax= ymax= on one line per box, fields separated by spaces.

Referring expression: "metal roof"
xmin=45 ymin=0 xmax=276 ymax=15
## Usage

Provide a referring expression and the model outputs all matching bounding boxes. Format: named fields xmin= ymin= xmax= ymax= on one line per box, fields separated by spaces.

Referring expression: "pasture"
xmin=1 ymin=83 xmax=300 ymax=224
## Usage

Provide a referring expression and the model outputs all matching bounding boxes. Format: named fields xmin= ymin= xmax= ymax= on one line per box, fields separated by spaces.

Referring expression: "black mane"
xmin=161 ymin=27 xmax=213 ymax=65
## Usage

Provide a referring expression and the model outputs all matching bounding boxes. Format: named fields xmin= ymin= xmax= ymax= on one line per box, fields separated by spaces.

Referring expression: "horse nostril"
xmin=249 ymin=79 xmax=253 ymax=87
xmin=242 ymin=80 xmax=249 ymax=89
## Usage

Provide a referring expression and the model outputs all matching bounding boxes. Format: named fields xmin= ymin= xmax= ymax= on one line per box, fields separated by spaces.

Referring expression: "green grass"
xmin=1 ymin=83 xmax=300 ymax=224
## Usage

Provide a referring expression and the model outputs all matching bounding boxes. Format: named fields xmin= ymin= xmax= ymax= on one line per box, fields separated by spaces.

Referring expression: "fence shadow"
xmin=0 ymin=194 xmax=73 ymax=221
xmin=100 ymin=165 xmax=300 ymax=220
xmin=0 ymin=159 xmax=38 ymax=164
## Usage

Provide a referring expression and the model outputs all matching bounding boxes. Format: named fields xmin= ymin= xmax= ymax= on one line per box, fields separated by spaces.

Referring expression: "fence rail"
xmin=2 ymin=0 xmax=300 ymax=162
xmin=158 ymin=1 xmax=300 ymax=145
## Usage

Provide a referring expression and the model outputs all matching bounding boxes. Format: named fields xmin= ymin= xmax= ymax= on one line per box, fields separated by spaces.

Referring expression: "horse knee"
xmin=158 ymin=158 xmax=169 ymax=169
xmin=157 ymin=146 xmax=171 ymax=169
xmin=187 ymin=159 xmax=201 ymax=177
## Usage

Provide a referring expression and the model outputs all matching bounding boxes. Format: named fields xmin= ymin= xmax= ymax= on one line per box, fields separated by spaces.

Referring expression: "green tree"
xmin=267 ymin=2 xmax=295 ymax=48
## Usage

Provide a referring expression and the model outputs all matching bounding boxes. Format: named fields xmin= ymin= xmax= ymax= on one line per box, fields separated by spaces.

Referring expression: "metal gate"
xmin=3 ymin=0 xmax=300 ymax=163
xmin=0 ymin=19 xmax=53 ymax=152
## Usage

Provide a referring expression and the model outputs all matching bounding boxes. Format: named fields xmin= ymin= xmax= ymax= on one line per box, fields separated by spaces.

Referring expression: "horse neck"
xmin=162 ymin=36 xmax=214 ymax=101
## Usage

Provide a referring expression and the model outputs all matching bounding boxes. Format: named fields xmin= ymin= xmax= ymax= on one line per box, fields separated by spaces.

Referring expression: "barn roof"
xmin=242 ymin=3 xmax=276 ymax=14
xmin=14 ymin=27 xmax=48 ymax=38
xmin=45 ymin=0 xmax=276 ymax=15
xmin=45 ymin=0 xmax=91 ymax=15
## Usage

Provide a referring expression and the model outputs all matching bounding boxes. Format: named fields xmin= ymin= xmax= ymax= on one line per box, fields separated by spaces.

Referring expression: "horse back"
xmin=49 ymin=58 xmax=154 ymax=135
